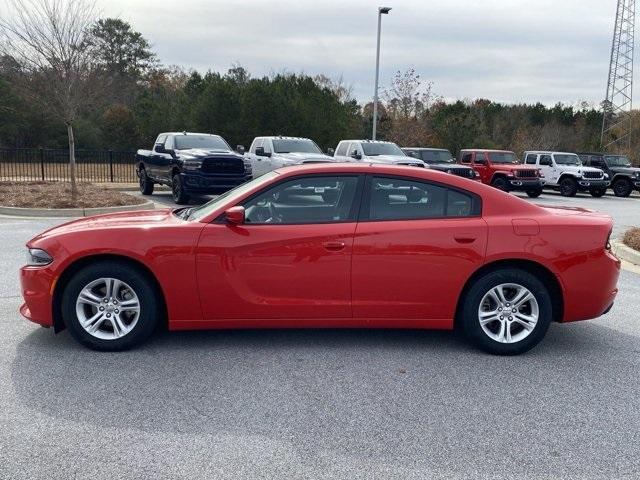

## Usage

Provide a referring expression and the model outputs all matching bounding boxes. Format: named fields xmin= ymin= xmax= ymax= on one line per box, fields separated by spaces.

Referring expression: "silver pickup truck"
xmin=243 ymin=136 xmax=335 ymax=177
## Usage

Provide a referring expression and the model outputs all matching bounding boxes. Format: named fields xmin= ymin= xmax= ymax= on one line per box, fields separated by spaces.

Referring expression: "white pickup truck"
xmin=523 ymin=151 xmax=609 ymax=197
xmin=333 ymin=140 xmax=426 ymax=167
xmin=243 ymin=136 xmax=335 ymax=177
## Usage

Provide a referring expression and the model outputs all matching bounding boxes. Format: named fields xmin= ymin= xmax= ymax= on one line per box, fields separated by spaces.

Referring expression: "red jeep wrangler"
xmin=458 ymin=149 xmax=544 ymax=197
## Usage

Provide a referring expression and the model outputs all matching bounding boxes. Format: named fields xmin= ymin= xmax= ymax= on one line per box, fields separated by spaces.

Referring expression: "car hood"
xmin=429 ymin=162 xmax=471 ymax=169
xmin=367 ymin=155 xmax=425 ymax=166
xmin=29 ymin=209 xmax=177 ymax=242
xmin=176 ymin=148 xmax=242 ymax=159
xmin=491 ymin=164 xmax=536 ymax=171
xmin=610 ymin=166 xmax=640 ymax=174
xmin=556 ymin=165 xmax=602 ymax=173
xmin=276 ymin=152 xmax=336 ymax=163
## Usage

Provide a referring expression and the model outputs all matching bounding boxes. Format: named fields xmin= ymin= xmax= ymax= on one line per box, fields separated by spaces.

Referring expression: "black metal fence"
xmin=0 ymin=148 xmax=138 ymax=183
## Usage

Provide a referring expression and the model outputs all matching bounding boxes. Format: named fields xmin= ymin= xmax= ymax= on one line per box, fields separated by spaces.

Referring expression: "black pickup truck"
xmin=136 ymin=132 xmax=252 ymax=204
xmin=578 ymin=152 xmax=640 ymax=197
xmin=402 ymin=147 xmax=479 ymax=180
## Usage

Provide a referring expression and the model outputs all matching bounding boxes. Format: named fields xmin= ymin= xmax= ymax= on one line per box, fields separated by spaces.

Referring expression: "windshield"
xmin=419 ymin=149 xmax=454 ymax=163
xmin=187 ymin=172 xmax=279 ymax=221
xmin=362 ymin=142 xmax=406 ymax=156
xmin=174 ymin=135 xmax=230 ymax=150
xmin=489 ymin=152 xmax=519 ymax=164
xmin=272 ymin=139 xmax=322 ymax=154
xmin=554 ymin=154 xmax=582 ymax=166
xmin=605 ymin=155 xmax=632 ymax=167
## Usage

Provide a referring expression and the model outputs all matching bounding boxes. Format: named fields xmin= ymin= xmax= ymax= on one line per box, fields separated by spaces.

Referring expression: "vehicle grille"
xmin=516 ymin=169 xmax=538 ymax=178
xmin=448 ymin=167 xmax=475 ymax=178
xmin=583 ymin=170 xmax=603 ymax=179
xmin=398 ymin=163 xmax=425 ymax=168
xmin=201 ymin=157 xmax=245 ymax=175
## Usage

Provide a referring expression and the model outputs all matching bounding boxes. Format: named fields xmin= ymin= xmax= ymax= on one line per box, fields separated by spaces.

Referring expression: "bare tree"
xmin=0 ymin=0 xmax=101 ymax=196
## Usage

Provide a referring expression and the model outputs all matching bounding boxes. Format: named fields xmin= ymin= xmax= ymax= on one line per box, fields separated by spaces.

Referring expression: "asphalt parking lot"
xmin=1 ymin=190 xmax=639 ymax=479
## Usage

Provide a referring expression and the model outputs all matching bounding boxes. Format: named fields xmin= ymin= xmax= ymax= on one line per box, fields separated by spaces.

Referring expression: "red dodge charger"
xmin=20 ymin=163 xmax=620 ymax=355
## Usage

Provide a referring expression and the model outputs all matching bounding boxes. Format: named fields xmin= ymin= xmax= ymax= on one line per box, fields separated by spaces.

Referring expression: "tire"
xmin=459 ymin=268 xmax=553 ymax=355
xmin=559 ymin=177 xmax=578 ymax=197
xmin=171 ymin=173 xmax=190 ymax=204
xmin=138 ymin=167 xmax=154 ymax=195
xmin=491 ymin=176 xmax=509 ymax=191
xmin=589 ymin=187 xmax=606 ymax=198
xmin=525 ymin=188 xmax=543 ymax=198
xmin=612 ymin=178 xmax=632 ymax=197
xmin=61 ymin=261 xmax=160 ymax=351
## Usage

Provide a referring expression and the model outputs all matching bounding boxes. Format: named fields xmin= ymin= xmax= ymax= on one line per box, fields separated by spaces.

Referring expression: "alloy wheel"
xmin=478 ymin=283 xmax=539 ymax=344
xmin=75 ymin=277 xmax=141 ymax=340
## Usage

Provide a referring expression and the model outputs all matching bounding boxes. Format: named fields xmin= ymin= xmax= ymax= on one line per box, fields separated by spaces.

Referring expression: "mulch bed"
xmin=0 ymin=182 xmax=146 ymax=209
xmin=623 ymin=227 xmax=640 ymax=251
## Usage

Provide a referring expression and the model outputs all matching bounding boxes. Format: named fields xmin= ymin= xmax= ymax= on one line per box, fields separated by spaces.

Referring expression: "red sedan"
xmin=20 ymin=164 xmax=620 ymax=355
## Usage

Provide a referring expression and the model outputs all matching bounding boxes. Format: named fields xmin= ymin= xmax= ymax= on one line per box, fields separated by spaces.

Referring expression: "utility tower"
xmin=601 ymin=0 xmax=636 ymax=150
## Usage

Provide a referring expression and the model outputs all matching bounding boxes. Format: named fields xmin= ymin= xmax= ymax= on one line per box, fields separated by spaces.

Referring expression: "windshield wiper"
xmin=176 ymin=207 xmax=194 ymax=220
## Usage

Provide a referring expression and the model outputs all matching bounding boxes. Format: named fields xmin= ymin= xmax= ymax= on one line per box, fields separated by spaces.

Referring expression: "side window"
xmin=474 ymin=152 xmax=486 ymax=163
xmin=525 ymin=154 xmax=537 ymax=165
xmin=336 ymin=142 xmax=348 ymax=156
xmin=368 ymin=177 xmax=476 ymax=220
xmin=243 ymin=176 xmax=360 ymax=224
xmin=262 ymin=138 xmax=272 ymax=154
xmin=461 ymin=153 xmax=472 ymax=164
xmin=164 ymin=135 xmax=174 ymax=150
xmin=539 ymin=155 xmax=552 ymax=166
xmin=250 ymin=138 xmax=263 ymax=153
xmin=352 ymin=143 xmax=363 ymax=156
xmin=154 ymin=135 xmax=167 ymax=151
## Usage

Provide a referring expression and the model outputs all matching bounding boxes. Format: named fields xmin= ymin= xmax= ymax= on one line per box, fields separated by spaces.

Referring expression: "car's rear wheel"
xmin=612 ymin=178 xmax=632 ymax=197
xmin=491 ymin=176 xmax=509 ymax=191
xmin=525 ymin=188 xmax=542 ymax=198
xmin=460 ymin=268 xmax=552 ymax=355
xmin=139 ymin=167 xmax=154 ymax=195
xmin=61 ymin=261 xmax=160 ymax=351
xmin=559 ymin=177 xmax=578 ymax=197
xmin=589 ymin=187 xmax=606 ymax=198
xmin=172 ymin=173 xmax=190 ymax=204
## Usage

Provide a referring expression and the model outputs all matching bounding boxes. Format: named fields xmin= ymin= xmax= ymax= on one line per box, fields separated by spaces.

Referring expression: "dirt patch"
xmin=0 ymin=182 xmax=146 ymax=209
xmin=623 ymin=227 xmax=640 ymax=251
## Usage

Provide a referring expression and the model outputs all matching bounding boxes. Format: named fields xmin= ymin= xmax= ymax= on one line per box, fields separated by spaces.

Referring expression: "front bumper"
xmin=181 ymin=172 xmax=252 ymax=194
xmin=577 ymin=179 xmax=610 ymax=190
xmin=507 ymin=178 xmax=544 ymax=191
xmin=633 ymin=179 xmax=640 ymax=191
xmin=20 ymin=265 xmax=55 ymax=327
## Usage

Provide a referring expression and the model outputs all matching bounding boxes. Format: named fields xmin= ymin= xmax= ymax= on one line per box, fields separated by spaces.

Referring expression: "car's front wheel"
xmin=172 ymin=173 xmax=190 ymax=204
xmin=559 ymin=177 xmax=578 ymax=197
xmin=460 ymin=268 xmax=553 ymax=355
xmin=612 ymin=178 xmax=632 ymax=197
xmin=61 ymin=261 xmax=160 ymax=351
xmin=525 ymin=188 xmax=543 ymax=198
xmin=491 ymin=176 xmax=509 ymax=191
xmin=139 ymin=167 xmax=154 ymax=195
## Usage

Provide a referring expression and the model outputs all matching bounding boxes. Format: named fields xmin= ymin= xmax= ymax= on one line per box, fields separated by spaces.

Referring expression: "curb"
xmin=612 ymin=240 xmax=640 ymax=266
xmin=0 ymin=199 xmax=155 ymax=218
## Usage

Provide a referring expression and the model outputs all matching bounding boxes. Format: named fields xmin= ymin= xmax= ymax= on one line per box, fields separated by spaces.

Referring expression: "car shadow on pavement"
xmin=9 ymin=320 xmax=640 ymax=478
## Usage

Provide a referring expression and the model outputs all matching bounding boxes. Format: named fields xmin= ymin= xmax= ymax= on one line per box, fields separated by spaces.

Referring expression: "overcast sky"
xmin=103 ymin=0 xmax=617 ymax=106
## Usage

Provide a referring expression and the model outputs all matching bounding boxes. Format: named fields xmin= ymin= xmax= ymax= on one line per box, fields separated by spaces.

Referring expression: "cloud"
xmin=102 ymin=0 xmax=617 ymax=106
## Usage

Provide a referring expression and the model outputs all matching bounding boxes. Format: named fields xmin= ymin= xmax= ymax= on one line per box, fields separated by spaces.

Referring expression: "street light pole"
xmin=372 ymin=6 xmax=391 ymax=140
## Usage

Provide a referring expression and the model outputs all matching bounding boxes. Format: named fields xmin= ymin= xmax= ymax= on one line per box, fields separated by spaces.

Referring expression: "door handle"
xmin=454 ymin=234 xmax=476 ymax=244
xmin=323 ymin=241 xmax=346 ymax=251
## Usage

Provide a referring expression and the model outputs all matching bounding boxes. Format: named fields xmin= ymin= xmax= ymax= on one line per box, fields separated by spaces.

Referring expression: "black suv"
xmin=136 ymin=132 xmax=252 ymax=204
xmin=402 ymin=148 xmax=478 ymax=180
xmin=578 ymin=153 xmax=640 ymax=197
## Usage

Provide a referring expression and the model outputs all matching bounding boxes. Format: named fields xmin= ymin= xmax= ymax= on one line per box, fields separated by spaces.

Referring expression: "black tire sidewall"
xmin=613 ymin=178 xmax=632 ymax=197
xmin=61 ymin=262 xmax=160 ymax=351
xmin=491 ymin=177 xmax=508 ymax=191
xmin=139 ymin=168 xmax=154 ymax=195
xmin=172 ymin=174 xmax=190 ymax=204
xmin=460 ymin=268 xmax=553 ymax=355
xmin=526 ymin=189 xmax=542 ymax=198
xmin=560 ymin=177 xmax=577 ymax=196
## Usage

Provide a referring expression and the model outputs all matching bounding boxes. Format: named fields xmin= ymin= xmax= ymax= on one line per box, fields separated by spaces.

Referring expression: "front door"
xmin=351 ymin=175 xmax=487 ymax=325
xmin=196 ymin=174 xmax=363 ymax=320
xmin=538 ymin=154 xmax=556 ymax=184
xmin=473 ymin=152 xmax=491 ymax=183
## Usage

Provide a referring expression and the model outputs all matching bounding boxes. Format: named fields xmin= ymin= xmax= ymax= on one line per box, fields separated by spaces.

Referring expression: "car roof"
xmin=259 ymin=136 xmax=312 ymax=141
xmin=524 ymin=151 xmax=577 ymax=155
xmin=460 ymin=149 xmax=514 ymax=153
xmin=577 ymin=152 xmax=624 ymax=156
xmin=160 ymin=132 xmax=222 ymax=137
xmin=339 ymin=139 xmax=396 ymax=144
xmin=403 ymin=147 xmax=451 ymax=151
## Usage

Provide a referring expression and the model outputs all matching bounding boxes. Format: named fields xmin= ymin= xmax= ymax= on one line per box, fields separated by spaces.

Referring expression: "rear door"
xmin=196 ymin=174 xmax=364 ymax=321
xmin=351 ymin=175 xmax=487 ymax=325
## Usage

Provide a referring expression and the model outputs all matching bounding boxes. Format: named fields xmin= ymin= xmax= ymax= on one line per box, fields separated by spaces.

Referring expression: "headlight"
xmin=474 ymin=171 xmax=480 ymax=177
xmin=26 ymin=248 xmax=52 ymax=266
xmin=244 ymin=162 xmax=252 ymax=173
xmin=183 ymin=159 xmax=203 ymax=171
xmin=604 ymin=173 xmax=610 ymax=179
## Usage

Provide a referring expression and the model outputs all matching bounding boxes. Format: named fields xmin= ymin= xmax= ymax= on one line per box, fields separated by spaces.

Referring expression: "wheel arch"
xmin=52 ymin=253 xmax=168 ymax=333
xmin=454 ymin=258 xmax=564 ymax=329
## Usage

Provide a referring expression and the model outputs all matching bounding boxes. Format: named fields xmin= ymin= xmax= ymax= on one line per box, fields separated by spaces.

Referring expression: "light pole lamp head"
xmin=379 ymin=6 xmax=392 ymax=14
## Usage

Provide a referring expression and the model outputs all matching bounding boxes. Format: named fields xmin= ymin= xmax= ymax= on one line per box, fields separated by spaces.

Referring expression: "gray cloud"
xmin=103 ymin=0 xmax=618 ymax=106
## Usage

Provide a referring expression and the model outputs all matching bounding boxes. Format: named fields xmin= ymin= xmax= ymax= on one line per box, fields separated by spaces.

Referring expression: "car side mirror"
xmin=225 ymin=206 xmax=245 ymax=225
xmin=327 ymin=148 xmax=335 ymax=156
xmin=155 ymin=143 xmax=166 ymax=153
xmin=255 ymin=146 xmax=271 ymax=157
xmin=236 ymin=145 xmax=245 ymax=154
xmin=351 ymin=150 xmax=362 ymax=160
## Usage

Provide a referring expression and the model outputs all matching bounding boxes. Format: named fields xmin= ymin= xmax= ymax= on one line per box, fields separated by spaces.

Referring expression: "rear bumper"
xmin=20 ymin=266 xmax=55 ymax=327
xmin=181 ymin=172 xmax=252 ymax=194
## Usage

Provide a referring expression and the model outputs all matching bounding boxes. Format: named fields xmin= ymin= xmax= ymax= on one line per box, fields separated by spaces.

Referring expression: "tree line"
xmin=0 ymin=1 xmax=636 ymax=166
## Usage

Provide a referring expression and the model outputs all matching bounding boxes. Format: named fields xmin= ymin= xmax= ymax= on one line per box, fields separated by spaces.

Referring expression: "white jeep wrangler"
xmin=523 ymin=151 xmax=609 ymax=197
